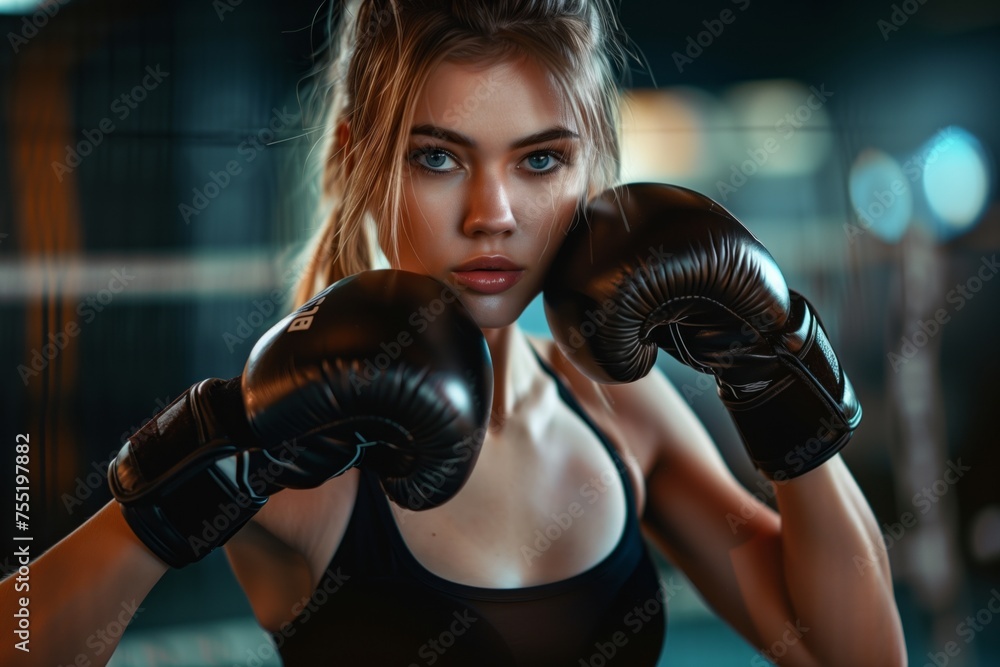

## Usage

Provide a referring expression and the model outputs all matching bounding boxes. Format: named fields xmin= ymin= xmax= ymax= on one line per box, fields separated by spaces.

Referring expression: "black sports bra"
xmin=277 ymin=348 xmax=667 ymax=666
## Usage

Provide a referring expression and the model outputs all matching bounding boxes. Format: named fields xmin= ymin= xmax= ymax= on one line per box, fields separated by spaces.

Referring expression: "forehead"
xmin=412 ymin=57 xmax=574 ymax=141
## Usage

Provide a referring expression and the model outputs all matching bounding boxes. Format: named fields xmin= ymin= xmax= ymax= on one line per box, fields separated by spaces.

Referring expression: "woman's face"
xmin=393 ymin=56 xmax=589 ymax=330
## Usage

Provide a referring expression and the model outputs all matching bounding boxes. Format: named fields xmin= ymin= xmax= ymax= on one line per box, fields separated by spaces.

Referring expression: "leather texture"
xmin=109 ymin=270 xmax=493 ymax=567
xmin=544 ymin=183 xmax=861 ymax=479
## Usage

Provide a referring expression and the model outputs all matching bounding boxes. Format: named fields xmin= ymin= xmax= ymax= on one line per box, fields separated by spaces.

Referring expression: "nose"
xmin=462 ymin=171 xmax=517 ymax=237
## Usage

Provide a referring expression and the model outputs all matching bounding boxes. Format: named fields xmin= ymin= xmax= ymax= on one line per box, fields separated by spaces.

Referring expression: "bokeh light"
xmin=0 ymin=0 xmax=42 ymax=14
xmin=723 ymin=79 xmax=834 ymax=177
xmin=848 ymin=148 xmax=913 ymax=244
xmin=619 ymin=87 xmax=725 ymax=181
xmin=921 ymin=126 xmax=991 ymax=240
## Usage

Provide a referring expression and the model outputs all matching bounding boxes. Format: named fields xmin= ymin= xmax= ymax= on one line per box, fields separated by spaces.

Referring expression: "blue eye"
xmin=526 ymin=154 xmax=552 ymax=170
xmin=520 ymin=150 xmax=566 ymax=176
xmin=423 ymin=150 xmax=449 ymax=169
xmin=408 ymin=146 xmax=569 ymax=177
xmin=410 ymin=147 xmax=458 ymax=173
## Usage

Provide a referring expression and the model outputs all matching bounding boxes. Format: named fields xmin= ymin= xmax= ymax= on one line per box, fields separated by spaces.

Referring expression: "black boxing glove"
xmin=242 ymin=269 xmax=493 ymax=508
xmin=109 ymin=270 xmax=493 ymax=567
xmin=108 ymin=377 xmax=271 ymax=567
xmin=543 ymin=183 xmax=860 ymax=480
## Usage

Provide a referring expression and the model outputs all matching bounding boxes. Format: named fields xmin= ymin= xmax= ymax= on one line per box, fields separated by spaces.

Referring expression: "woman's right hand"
xmin=109 ymin=269 xmax=494 ymax=569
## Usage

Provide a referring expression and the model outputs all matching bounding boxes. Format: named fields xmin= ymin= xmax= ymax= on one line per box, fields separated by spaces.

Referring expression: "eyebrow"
xmin=410 ymin=124 xmax=580 ymax=150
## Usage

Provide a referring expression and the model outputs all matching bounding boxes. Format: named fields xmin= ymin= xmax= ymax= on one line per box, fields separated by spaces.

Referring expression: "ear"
xmin=336 ymin=119 xmax=350 ymax=150
xmin=336 ymin=119 xmax=353 ymax=176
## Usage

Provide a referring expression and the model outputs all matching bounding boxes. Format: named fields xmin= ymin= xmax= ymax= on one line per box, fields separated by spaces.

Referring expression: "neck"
xmin=481 ymin=324 xmax=538 ymax=432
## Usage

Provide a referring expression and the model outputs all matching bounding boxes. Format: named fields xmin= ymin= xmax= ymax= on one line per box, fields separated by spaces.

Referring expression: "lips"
xmin=453 ymin=256 xmax=522 ymax=272
xmin=451 ymin=255 xmax=525 ymax=294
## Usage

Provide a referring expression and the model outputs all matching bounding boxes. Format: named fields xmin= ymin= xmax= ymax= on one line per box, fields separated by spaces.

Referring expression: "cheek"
xmin=396 ymin=177 xmax=455 ymax=268
xmin=513 ymin=173 xmax=587 ymax=244
xmin=403 ymin=175 xmax=465 ymax=224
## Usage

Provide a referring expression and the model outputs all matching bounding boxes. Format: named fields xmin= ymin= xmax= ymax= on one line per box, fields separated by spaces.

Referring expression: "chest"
xmin=388 ymin=380 xmax=639 ymax=589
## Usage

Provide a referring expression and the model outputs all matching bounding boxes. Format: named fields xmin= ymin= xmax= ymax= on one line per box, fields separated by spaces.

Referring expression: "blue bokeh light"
xmin=921 ymin=126 xmax=991 ymax=241
xmin=848 ymin=149 xmax=913 ymax=244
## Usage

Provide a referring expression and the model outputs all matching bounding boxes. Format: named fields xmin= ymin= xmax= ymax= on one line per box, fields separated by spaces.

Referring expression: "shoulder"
xmin=526 ymin=334 xmax=731 ymax=480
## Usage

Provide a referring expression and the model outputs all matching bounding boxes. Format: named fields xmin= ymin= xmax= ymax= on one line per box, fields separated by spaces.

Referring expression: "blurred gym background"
xmin=1 ymin=0 xmax=998 ymax=665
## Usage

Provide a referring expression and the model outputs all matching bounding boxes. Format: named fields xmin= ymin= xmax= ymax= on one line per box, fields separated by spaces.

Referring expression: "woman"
xmin=1 ymin=1 xmax=905 ymax=665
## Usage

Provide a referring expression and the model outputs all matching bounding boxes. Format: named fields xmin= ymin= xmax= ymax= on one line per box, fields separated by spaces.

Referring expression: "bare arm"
xmin=0 ymin=500 xmax=168 ymax=667
xmin=610 ymin=367 xmax=905 ymax=666
xmin=224 ymin=473 xmax=360 ymax=632
xmin=769 ymin=456 xmax=904 ymax=665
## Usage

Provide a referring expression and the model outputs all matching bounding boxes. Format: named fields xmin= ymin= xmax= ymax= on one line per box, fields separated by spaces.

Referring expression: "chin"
xmin=455 ymin=292 xmax=529 ymax=331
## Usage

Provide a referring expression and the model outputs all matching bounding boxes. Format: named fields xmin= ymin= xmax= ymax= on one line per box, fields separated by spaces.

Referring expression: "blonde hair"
xmin=293 ymin=0 xmax=631 ymax=308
